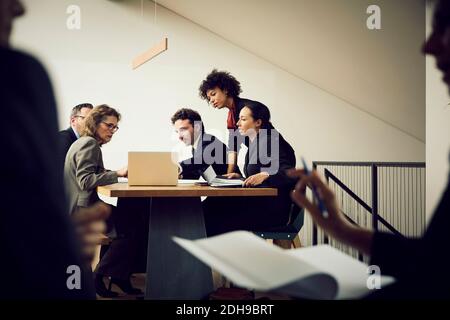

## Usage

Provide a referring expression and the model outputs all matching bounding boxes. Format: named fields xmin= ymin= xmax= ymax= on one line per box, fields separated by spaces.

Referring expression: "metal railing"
xmin=309 ymin=162 xmax=426 ymax=261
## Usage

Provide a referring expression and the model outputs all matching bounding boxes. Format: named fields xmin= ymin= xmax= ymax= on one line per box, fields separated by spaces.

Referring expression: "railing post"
xmin=323 ymin=169 xmax=329 ymax=244
xmin=371 ymin=164 xmax=379 ymax=231
xmin=312 ymin=162 xmax=318 ymax=245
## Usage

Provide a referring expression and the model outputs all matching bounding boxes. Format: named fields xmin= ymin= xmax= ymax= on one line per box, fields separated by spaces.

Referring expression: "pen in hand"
xmin=301 ymin=157 xmax=329 ymax=219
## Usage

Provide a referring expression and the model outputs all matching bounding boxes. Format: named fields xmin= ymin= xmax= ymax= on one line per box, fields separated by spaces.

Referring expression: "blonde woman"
xmin=64 ymin=104 xmax=141 ymax=297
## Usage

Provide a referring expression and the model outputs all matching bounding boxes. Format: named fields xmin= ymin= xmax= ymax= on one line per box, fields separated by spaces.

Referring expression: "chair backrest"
xmin=253 ymin=202 xmax=304 ymax=240
xmin=287 ymin=203 xmax=305 ymax=233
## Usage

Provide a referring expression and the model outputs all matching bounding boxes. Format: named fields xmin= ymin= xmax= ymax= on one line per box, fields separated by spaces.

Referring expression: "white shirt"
xmin=72 ymin=127 xmax=80 ymax=139
xmin=192 ymin=134 xmax=201 ymax=153
xmin=237 ymin=143 xmax=248 ymax=178
xmin=178 ymin=134 xmax=201 ymax=176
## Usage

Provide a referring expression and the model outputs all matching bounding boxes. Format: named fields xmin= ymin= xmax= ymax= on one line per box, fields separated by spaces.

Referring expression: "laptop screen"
xmin=201 ymin=166 xmax=217 ymax=183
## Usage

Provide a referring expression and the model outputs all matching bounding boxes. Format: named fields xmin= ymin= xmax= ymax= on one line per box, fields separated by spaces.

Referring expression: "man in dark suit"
xmin=171 ymin=108 xmax=228 ymax=179
xmin=59 ymin=103 xmax=93 ymax=157
xmin=0 ymin=0 xmax=101 ymax=299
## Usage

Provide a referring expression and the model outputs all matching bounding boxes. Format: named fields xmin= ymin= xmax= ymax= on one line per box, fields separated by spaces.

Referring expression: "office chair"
xmin=253 ymin=203 xmax=304 ymax=249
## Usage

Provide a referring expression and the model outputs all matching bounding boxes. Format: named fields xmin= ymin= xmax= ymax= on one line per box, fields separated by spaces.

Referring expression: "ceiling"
xmin=155 ymin=0 xmax=426 ymax=142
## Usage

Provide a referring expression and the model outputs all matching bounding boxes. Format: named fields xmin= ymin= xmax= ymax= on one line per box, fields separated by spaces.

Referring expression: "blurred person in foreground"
xmin=0 ymin=0 xmax=109 ymax=299
xmin=289 ymin=0 xmax=450 ymax=299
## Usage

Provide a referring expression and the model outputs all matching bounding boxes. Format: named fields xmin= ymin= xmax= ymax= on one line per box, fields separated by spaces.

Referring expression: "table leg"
xmin=145 ymin=197 xmax=213 ymax=299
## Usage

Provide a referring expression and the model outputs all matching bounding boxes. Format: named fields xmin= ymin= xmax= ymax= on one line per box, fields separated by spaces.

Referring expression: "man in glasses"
xmin=59 ymin=103 xmax=93 ymax=157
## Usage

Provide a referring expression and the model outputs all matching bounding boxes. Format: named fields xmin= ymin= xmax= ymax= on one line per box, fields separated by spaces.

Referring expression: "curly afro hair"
xmin=199 ymin=69 xmax=242 ymax=100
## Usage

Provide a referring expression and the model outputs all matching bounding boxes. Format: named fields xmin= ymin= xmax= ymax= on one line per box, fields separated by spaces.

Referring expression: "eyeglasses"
xmin=101 ymin=121 xmax=119 ymax=132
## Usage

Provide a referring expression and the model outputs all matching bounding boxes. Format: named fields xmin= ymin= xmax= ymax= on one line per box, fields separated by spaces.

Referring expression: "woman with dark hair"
xmin=64 ymin=104 xmax=142 ymax=297
xmin=199 ymin=69 xmax=271 ymax=174
xmin=202 ymin=101 xmax=297 ymax=236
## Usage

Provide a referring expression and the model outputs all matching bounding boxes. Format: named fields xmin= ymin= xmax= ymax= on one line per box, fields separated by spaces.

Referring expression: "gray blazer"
xmin=64 ymin=136 xmax=118 ymax=214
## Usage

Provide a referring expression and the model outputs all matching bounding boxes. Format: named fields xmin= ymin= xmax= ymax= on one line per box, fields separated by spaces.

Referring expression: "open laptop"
xmin=201 ymin=165 xmax=244 ymax=188
xmin=128 ymin=152 xmax=178 ymax=186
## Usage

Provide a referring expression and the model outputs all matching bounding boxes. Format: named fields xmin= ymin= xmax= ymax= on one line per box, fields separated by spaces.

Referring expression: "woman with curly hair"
xmin=199 ymin=69 xmax=272 ymax=174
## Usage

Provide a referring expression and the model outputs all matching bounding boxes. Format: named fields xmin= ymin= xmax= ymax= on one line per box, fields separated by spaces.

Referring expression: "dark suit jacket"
xmin=0 ymin=48 xmax=95 ymax=299
xmin=180 ymin=132 xmax=228 ymax=179
xmin=243 ymin=128 xmax=296 ymax=188
xmin=203 ymin=128 xmax=297 ymax=236
xmin=243 ymin=128 xmax=297 ymax=223
xmin=59 ymin=127 xmax=77 ymax=158
xmin=367 ymin=170 xmax=450 ymax=299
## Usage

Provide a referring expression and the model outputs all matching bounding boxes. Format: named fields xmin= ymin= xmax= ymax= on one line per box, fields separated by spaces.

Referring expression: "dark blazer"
xmin=0 ymin=48 xmax=95 ymax=299
xmin=367 ymin=170 xmax=450 ymax=299
xmin=59 ymin=127 xmax=77 ymax=158
xmin=180 ymin=132 xmax=228 ymax=179
xmin=243 ymin=128 xmax=297 ymax=220
xmin=203 ymin=128 xmax=297 ymax=236
xmin=243 ymin=128 xmax=296 ymax=189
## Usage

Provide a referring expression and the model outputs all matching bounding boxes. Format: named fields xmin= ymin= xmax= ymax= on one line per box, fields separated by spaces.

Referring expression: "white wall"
xmin=159 ymin=0 xmax=427 ymax=142
xmin=13 ymin=0 xmax=425 ymax=172
xmin=426 ymin=1 xmax=450 ymax=222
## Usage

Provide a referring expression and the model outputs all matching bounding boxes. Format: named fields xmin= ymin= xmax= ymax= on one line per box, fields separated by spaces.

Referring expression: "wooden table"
xmin=97 ymin=183 xmax=277 ymax=300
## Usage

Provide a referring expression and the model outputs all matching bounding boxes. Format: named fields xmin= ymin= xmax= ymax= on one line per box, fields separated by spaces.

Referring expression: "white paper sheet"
xmin=173 ymin=231 xmax=395 ymax=300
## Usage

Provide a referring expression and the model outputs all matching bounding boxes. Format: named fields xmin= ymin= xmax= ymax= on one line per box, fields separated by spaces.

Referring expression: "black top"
xmin=179 ymin=132 xmax=228 ymax=179
xmin=243 ymin=129 xmax=296 ymax=189
xmin=59 ymin=127 xmax=77 ymax=158
xmin=241 ymin=129 xmax=297 ymax=220
xmin=368 ymin=170 xmax=450 ymax=299
xmin=203 ymin=128 xmax=297 ymax=236
xmin=0 ymin=48 xmax=95 ymax=299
